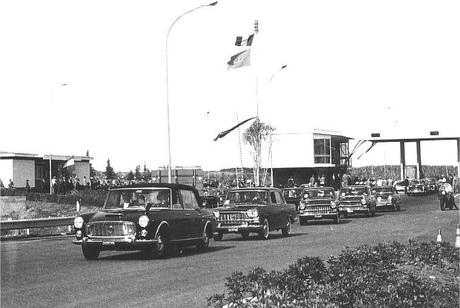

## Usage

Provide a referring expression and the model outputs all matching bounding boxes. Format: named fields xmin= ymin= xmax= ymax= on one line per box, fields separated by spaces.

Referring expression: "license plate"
xmin=102 ymin=242 xmax=115 ymax=246
xmin=228 ymin=228 xmax=238 ymax=232
xmin=347 ymin=209 xmax=353 ymax=213
xmin=314 ymin=215 xmax=322 ymax=218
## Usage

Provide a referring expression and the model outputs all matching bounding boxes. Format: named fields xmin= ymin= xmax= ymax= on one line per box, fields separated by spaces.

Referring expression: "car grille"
xmin=86 ymin=221 xmax=136 ymax=237
xmin=304 ymin=205 xmax=333 ymax=214
xmin=219 ymin=212 xmax=248 ymax=222
xmin=339 ymin=201 xmax=362 ymax=207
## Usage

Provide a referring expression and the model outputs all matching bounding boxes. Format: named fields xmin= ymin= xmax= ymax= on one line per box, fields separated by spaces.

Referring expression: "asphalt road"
xmin=2 ymin=194 xmax=459 ymax=308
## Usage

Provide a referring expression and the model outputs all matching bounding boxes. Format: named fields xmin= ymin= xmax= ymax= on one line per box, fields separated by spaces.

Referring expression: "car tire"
xmin=197 ymin=228 xmax=210 ymax=251
xmin=82 ymin=245 xmax=100 ymax=260
xmin=258 ymin=219 xmax=270 ymax=240
xmin=146 ymin=231 xmax=168 ymax=259
xmin=281 ymin=218 xmax=291 ymax=237
xmin=440 ymin=199 xmax=445 ymax=211
xmin=299 ymin=217 xmax=308 ymax=225
xmin=214 ymin=232 xmax=223 ymax=241
xmin=240 ymin=231 xmax=250 ymax=239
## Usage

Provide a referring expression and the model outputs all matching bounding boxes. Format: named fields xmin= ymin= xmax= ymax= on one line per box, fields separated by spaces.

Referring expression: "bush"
xmin=24 ymin=190 xmax=107 ymax=207
xmin=208 ymin=241 xmax=459 ymax=307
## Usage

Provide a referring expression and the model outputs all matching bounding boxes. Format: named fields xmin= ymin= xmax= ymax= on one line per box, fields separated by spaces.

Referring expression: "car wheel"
xmin=214 ymin=232 xmax=223 ymax=241
xmin=197 ymin=228 xmax=210 ymax=251
xmin=258 ymin=219 xmax=270 ymax=240
xmin=281 ymin=218 xmax=291 ymax=237
xmin=82 ymin=245 xmax=100 ymax=260
xmin=146 ymin=231 xmax=168 ymax=259
xmin=334 ymin=213 xmax=340 ymax=224
xmin=299 ymin=217 xmax=308 ymax=225
xmin=440 ymin=199 xmax=445 ymax=211
xmin=240 ymin=231 xmax=250 ymax=239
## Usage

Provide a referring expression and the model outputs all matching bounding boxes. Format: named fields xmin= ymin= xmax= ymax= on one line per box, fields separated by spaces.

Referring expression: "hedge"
xmin=208 ymin=241 xmax=459 ymax=307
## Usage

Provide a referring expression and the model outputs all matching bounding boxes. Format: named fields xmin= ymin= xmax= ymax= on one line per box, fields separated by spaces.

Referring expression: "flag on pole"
xmin=227 ymin=49 xmax=251 ymax=70
xmin=214 ymin=117 xmax=257 ymax=141
xmin=235 ymin=34 xmax=254 ymax=46
xmin=63 ymin=156 xmax=75 ymax=168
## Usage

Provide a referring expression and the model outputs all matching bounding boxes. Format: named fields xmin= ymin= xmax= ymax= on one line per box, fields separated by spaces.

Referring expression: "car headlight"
xmin=377 ymin=197 xmax=382 ymax=203
xmin=330 ymin=201 xmax=336 ymax=209
xmin=388 ymin=195 xmax=392 ymax=201
xmin=299 ymin=203 xmax=306 ymax=210
xmin=213 ymin=211 xmax=220 ymax=218
xmin=138 ymin=215 xmax=149 ymax=228
xmin=441 ymin=191 xmax=446 ymax=195
xmin=361 ymin=198 xmax=366 ymax=205
xmin=74 ymin=216 xmax=84 ymax=229
xmin=247 ymin=208 xmax=258 ymax=218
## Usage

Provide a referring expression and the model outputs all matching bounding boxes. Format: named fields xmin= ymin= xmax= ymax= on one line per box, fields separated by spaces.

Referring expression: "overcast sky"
xmin=1 ymin=0 xmax=459 ymax=172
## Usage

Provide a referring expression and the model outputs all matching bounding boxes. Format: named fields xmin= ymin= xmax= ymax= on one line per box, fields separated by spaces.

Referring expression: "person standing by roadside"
xmin=403 ymin=177 xmax=409 ymax=195
xmin=8 ymin=179 xmax=14 ymax=190
xmin=25 ymin=179 xmax=30 ymax=192
xmin=342 ymin=173 xmax=349 ymax=188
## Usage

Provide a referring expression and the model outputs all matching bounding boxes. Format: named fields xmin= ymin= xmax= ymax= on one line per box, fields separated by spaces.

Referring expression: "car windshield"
xmin=372 ymin=187 xmax=393 ymax=194
xmin=225 ymin=190 xmax=269 ymax=205
xmin=340 ymin=187 xmax=368 ymax=196
xmin=302 ymin=188 xmax=335 ymax=199
xmin=411 ymin=180 xmax=422 ymax=185
xmin=104 ymin=188 xmax=171 ymax=209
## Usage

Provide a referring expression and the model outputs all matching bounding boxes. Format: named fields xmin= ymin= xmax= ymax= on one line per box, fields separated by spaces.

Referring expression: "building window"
xmin=314 ymin=136 xmax=331 ymax=164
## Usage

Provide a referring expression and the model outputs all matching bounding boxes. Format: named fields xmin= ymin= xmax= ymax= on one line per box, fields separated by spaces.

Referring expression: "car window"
xmin=270 ymin=192 xmax=277 ymax=204
xmin=181 ymin=190 xmax=199 ymax=210
xmin=275 ymin=191 xmax=283 ymax=204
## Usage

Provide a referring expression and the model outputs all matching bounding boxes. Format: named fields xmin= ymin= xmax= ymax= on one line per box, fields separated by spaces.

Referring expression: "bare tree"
xmin=243 ymin=119 xmax=275 ymax=186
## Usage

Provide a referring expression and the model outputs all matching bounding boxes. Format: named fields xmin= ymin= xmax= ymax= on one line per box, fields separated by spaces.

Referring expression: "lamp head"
xmin=208 ymin=1 xmax=218 ymax=6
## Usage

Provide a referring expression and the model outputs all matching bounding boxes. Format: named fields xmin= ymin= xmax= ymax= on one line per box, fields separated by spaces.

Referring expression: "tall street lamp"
xmin=165 ymin=1 xmax=218 ymax=183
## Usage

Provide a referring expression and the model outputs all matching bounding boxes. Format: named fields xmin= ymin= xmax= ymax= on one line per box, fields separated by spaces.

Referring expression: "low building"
xmin=271 ymin=129 xmax=351 ymax=187
xmin=0 ymin=152 xmax=92 ymax=190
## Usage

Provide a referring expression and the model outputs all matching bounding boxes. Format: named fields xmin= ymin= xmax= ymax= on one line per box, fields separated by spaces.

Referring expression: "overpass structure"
xmin=356 ymin=132 xmax=460 ymax=180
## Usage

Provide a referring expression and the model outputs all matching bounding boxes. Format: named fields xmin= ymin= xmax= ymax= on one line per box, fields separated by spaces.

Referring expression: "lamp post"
xmin=165 ymin=1 xmax=217 ymax=183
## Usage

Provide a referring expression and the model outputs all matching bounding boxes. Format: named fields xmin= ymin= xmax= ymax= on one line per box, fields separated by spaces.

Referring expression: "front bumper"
xmin=73 ymin=236 xmax=156 ymax=250
xmin=216 ymin=221 xmax=263 ymax=233
xmin=338 ymin=206 xmax=369 ymax=214
xmin=299 ymin=211 xmax=337 ymax=219
xmin=409 ymin=189 xmax=425 ymax=194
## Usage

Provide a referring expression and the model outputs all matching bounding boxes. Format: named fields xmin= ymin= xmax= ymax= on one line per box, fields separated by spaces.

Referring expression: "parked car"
xmin=213 ymin=187 xmax=297 ymax=240
xmin=371 ymin=186 xmax=401 ymax=211
xmin=298 ymin=187 xmax=340 ymax=225
xmin=407 ymin=180 xmax=427 ymax=196
xmin=337 ymin=185 xmax=376 ymax=217
xmin=72 ymin=183 xmax=217 ymax=260
xmin=282 ymin=187 xmax=304 ymax=210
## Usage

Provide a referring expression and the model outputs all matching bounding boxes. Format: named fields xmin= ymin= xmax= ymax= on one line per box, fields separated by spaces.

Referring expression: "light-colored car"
xmin=371 ymin=186 xmax=401 ymax=211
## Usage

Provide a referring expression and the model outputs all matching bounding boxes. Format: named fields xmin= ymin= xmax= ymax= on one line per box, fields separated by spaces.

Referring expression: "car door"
xmin=180 ymin=189 xmax=203 ymax=239
xmin=268 ymin=190 xmax=284 ymax=229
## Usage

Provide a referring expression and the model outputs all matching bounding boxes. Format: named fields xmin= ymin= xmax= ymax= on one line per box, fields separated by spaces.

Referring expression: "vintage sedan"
xmin=298 ymin=187 xmax=340 ymax=224
xmin=73 ymin=183 xmax=216 ymax=260
xmin=408 ymin=180 xmax=427 ymax=196
xmin=337 ymin=185 xmax=376 ymax=217
xmin=213 ymin=187 xmax=297 ymax=240
xmin=371 ymin=186 xmax=401 ymax=211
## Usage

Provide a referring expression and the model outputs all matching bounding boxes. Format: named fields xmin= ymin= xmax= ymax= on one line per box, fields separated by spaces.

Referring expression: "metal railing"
xmin=0 ymin=217 xmax=75 ymax=231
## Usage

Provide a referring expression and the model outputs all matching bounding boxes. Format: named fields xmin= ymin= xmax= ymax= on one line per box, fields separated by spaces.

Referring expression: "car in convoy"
xmin=282 ymin=186 xmax=304 ymax=210
xmin=213 ymin=187 xmax=297 ymax=240
xmin=72 ymin=183 xmax=216 ymax=260
xmin=337 ymin=185 xmax=376 ymax=217
xmin=298 ymin=187 xmax=340 ymax=225
xmin=371 ymin=186 xmax=401 ymax=211
xmin=393 ymin=180 xmax=407 ymax=193
xmin=407 ymin=179 xmax=427 ymax=196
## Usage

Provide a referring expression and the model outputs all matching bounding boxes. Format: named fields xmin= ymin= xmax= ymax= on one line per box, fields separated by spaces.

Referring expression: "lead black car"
xmin=213 ymin=187 xmax=298 ymax=240
xmin=73 ymin=184 xmax=216 ymax=260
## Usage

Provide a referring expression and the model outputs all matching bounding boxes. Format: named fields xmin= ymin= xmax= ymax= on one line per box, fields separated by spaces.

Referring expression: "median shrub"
xmin=208 ymin=241 xmax=459 ymax=307
xmin=24 ymin=190 xmax=107 ymax=207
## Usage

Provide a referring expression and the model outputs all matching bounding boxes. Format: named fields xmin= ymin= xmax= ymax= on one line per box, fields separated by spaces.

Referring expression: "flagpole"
xmin=49 ymin=154 xmax=52 ymax=195
xmin=165 ymin=1 xmax=218 ymax=183
xmin=254 ymin=20 xmax=259 ymax=118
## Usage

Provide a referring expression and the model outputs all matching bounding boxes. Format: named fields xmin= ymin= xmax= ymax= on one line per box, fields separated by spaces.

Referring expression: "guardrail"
xmin=0 ymin=217 xmax=75 ymax=231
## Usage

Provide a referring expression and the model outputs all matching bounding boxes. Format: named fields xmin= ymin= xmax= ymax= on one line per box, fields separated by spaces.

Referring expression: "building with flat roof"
xmin=0 ymin=152 xmax=92 ymax=190
xmin=270 ymin=129 xmax=351 ymax=187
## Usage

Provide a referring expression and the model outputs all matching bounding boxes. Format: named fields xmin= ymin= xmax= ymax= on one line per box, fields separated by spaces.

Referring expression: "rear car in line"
xmin=372 ymin=186 xmax=401 ymax=211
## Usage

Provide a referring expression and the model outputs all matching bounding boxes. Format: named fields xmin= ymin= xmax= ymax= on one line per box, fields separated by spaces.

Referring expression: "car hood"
xmin=339 ymin=195 xmax=366 ymax=202
xmin=215 ymin=205 xmax=262 ymax=212
xmin=88 ymin=209 xmax=146 ymax=223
